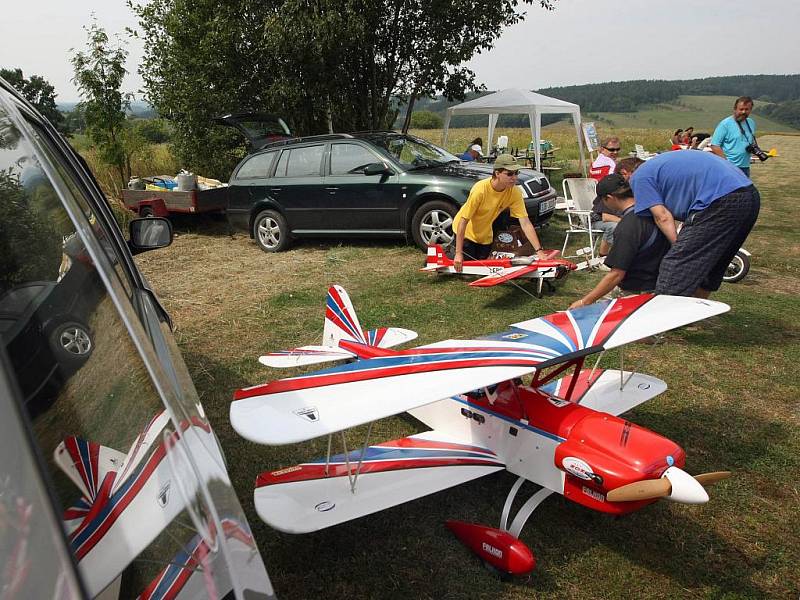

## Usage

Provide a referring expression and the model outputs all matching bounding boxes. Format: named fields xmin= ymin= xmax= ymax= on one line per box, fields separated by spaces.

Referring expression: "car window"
xmin=236 ymin=150 xmax=277 ymax=179
xmin=274 ymin=144 xmax=324 ymax=178
xmin=0 ymin=97 xmax=272 ymax=597
xmin=330 ymin=143 xmax=382 ymax=175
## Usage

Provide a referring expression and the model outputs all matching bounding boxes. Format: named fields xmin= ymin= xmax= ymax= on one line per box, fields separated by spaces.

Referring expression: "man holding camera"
xmin=710 ymin=96 xmax=758 ymax=177
xmin=629 ymin=150 xmax=759 ymax=298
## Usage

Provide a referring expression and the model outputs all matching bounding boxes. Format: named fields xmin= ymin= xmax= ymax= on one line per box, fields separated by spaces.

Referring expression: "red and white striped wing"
xmin=253 ymin=431 xmax=504 ymax=533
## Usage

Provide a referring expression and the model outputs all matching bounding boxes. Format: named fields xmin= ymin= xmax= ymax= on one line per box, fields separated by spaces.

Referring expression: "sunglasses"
xmin=604 ymin=147 xmax=621 ymax=152
xmin=500 ymin=169 xmax=520 ymax=176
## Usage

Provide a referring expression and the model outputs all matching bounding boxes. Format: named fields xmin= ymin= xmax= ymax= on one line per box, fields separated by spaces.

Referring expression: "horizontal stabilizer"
xmin=259 ymin=346 xmax=357 ymax=368
xmin=252 ymin=431 xmax=504 ymax=533
xmin=540 ymin=369 xmax=667 ymax=416
xmin=363 ymin=327 xmax=418 ymax=349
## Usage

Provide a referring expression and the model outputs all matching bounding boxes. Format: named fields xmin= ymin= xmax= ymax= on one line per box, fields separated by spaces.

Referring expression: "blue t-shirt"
xmin=460 ymin=151 xmax=476 ymax=162
xmin=711 ymin=116 xmax=756 ymax=168
xmin=631 ymin=151 xmax=751 ymax=221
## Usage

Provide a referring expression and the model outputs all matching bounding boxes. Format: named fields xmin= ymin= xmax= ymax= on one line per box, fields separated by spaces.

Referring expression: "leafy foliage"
xmin=756 ymin=100 xmax=800 ymax=129
xmin=130 ymin=0 xmax=556 ymax=178
xmin=0 ymin=68 xmax=66 ymax=133
xmin=71 ymin=21 xmax=144 ymax=188
xmin=410 ymin=110 xmax=443 ymax=129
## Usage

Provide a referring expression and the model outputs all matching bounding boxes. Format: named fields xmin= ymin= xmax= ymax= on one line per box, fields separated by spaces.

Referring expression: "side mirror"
xmin=363 ymin=162 xmax=392 ymax=177
xmin=128 ymin=217 xmax=173 ymax=254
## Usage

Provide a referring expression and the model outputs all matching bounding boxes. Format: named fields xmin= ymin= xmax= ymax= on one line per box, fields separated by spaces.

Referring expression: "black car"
xmin=221 ymin=124 xmax=557 ymax=252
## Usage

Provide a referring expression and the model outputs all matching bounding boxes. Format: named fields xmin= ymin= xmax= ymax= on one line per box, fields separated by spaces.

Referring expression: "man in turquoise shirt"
xmin=711 ymin=96 xmax=756 ymax=177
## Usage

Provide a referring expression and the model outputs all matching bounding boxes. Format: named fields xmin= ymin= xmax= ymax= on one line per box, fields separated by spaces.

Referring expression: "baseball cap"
xmin=493 ymin=154 xmax=522 ymax=171
xmin=470 ymin=144 xmax=483 ymax=156
xmin=593 ymin=173 xmax=627 ymax=205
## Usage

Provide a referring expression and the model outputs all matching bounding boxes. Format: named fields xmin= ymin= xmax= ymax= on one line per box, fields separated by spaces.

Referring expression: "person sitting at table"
xmin=464 ymin=137 xmax=483 ymax=154
xmin=460 ymin=144 xmax=483 ymax=162
xmin=589 ymin=136 xmax=620 ymax=181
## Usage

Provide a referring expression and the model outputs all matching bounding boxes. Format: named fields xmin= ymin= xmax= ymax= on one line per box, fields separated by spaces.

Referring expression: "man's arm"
xmin=569 ymin=268 xmax=626 ymax=309
xmin=710 ymin=145 xmax=726 ymax=159
xmin=602 ymin=212 xmax=621 ymax=223
xmin=649 ymin=204 xmax=678 ymax=244
xmin=454 ymin=217 xmax=468 ymax=272
xmin=518 ymin=217 xmax=548 ymax=259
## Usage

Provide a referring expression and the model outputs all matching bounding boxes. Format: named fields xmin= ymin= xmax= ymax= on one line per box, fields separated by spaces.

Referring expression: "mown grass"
xmin=130 ymin=134 xmax=800 ymax=598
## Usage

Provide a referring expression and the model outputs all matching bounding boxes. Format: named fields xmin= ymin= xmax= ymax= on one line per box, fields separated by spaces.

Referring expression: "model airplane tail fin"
xmin=323 ymin=285 xmax=368 ymax=346
xmin=421 ymin=244 xmax=451 ymax=271
xmin=54 ymin=436 xmax=127 ymax=503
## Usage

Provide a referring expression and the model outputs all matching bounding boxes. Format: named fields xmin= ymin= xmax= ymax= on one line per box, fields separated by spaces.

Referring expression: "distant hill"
xmin=402 ymin=74 xmax=800 ymax=131
xmin=57 ymin=100 xmax=156 ymax=118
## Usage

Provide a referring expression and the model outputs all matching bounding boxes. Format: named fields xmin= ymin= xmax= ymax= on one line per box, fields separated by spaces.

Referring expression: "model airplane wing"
xmin=231 ymin=294 xmax=728 ymax=446
xmin=540 ymin=368 xmax=668 ymax=416
xmin=252 ymin=430 xmax=504 ymax=533
xmin=468 ymin=265 xmax=546 ymax=287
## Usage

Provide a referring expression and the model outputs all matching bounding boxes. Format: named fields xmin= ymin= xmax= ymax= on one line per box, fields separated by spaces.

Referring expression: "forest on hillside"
xmin=409 ymin=74 xmax=800 ymax=128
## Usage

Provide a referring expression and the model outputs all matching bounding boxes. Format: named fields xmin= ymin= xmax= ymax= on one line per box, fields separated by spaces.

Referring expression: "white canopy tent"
xmin=442 ymin=88 xmax=587 ymax=173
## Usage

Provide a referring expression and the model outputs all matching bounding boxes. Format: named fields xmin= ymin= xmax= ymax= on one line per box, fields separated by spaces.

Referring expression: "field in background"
xmin=590 ymin=95 xmax=796 ymax=132
xmin=132 ymin=135 xmax=800 ymax=599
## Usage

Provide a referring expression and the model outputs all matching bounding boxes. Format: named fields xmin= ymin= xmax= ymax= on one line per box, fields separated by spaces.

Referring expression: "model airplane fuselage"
xmin=421 ymin=244 xmax=577 ymax=290
xmin=232 ymin=287 xmax=731 ymax=576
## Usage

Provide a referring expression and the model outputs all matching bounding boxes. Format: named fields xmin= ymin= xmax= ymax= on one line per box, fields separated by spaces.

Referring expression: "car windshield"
xmin=368 ymin=134 xmax=458 ymax=169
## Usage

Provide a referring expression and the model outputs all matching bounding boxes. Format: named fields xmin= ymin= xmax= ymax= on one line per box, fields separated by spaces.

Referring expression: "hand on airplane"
xmin=454 ymin=252 xmax=463 ymax=273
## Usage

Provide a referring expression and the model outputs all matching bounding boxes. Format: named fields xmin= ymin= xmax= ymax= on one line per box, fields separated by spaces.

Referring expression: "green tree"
xmin=0 ymin=68 xmax=66 ymax=132
xmin=130 ymin=0 xmax=556 ymax=178
xmin=71 ymin=21 xmax=143 ymax=188
xmin=410 ymin=110 xmax=443 ymax=129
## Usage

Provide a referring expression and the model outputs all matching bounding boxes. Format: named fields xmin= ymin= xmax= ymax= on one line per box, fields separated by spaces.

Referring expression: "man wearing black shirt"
xmin=569 ymin=180 xmax=670 ymax=309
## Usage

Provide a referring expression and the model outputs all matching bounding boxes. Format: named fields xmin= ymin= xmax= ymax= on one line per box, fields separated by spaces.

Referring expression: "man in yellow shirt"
xmin=453 ymin=154 xmax=548 ymax=272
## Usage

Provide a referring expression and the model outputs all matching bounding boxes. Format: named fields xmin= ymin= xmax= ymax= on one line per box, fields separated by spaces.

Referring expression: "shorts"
xmin=462 ymin=238 xmax=492 ymax=261
xmin=656 ymin=185 xmax=760 ymax=296
xmin=591 ymin=219 xmax=617 ymax=243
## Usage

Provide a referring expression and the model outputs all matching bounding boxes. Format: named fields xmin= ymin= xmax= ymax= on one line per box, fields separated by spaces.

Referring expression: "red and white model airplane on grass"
xmin=230 ymin=286 xmax=732 ymax=577
xmin=421 ymin=244 xmax=598 ymax=294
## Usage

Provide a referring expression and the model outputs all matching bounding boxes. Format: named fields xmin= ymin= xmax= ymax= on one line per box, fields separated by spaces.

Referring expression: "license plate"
xmin=539 ymin=198 xmax=555 ymax=214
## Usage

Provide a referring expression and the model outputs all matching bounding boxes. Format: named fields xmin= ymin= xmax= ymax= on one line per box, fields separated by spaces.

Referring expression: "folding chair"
xmin=634 ymin=144 xmax=656 ymax=160
xmin=561 ymin=177 xmax=600 ymax=262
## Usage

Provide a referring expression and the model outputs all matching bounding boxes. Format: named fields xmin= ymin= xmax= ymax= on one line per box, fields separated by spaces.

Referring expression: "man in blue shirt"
xmin=711 ymin=96 xmax=756 ymax=177
xmin=460 ymin=144 xmax=483 ymax=162
xmin=630 ymin=150 xmax=759 ymax=298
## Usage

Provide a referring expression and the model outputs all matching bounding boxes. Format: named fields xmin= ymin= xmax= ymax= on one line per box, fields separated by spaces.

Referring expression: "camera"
xmin=746 ymin=141 xmax=770 ymax=162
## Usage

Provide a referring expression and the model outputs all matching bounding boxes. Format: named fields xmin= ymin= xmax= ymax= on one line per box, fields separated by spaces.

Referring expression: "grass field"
xmin=132 ymin=134 xmax=799 ymax=598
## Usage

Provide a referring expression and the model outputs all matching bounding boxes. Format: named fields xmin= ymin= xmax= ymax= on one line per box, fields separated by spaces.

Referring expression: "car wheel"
xmin=412 ymin=200 xmax=457 ymax=251
xmin=49 ymin=321 xmax=93 ymax=369
xmin=253 ymin=209 xmax=291 ymax=252
xmin=139 ymin=206 xmax=155 ymax=217
xmin=723 ymin=250 xmax=750 ymax=283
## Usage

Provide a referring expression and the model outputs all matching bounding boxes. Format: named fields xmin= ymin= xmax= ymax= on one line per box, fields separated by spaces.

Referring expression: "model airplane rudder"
xmin=323 ymin=285 xmax=368 ymax=346
xmin=421 ymin=244 xmax=451 ymax=271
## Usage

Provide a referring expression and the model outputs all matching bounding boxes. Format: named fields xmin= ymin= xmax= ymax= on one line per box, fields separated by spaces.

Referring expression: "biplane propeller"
xmin=231 ymin=286 xmax=733 ymax=577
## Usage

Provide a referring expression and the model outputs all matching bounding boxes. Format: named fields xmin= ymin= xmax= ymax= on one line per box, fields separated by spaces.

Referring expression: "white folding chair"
xmin=634 ymin=144 xmax=656 ymax=160
xmin=561 ymin=177 xmax=600 ymax=262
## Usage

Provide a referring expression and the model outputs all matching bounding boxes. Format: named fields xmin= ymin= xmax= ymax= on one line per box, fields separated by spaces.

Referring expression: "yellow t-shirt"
xmin=453 ymin=178 xmax=527 ymax=244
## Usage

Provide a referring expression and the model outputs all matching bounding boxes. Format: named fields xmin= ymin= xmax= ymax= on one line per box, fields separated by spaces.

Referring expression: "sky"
xmin=1 ymin=0 xmax=799 ymax=103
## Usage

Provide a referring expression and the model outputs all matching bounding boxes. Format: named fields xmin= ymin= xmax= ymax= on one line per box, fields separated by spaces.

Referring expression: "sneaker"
xmin=597 ymin=263 xmax=611 ymax=272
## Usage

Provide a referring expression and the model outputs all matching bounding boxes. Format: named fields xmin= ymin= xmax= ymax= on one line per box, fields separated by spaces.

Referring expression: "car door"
xmin=322 ymin=141 xmax=402 ymax=232
xmin=271 ymin=144 xmax=327 ymax=231
xmin=228 ymin=150 xmax=279 ymax=231
xmin=0 ymin=81 xmax=274 ymax=598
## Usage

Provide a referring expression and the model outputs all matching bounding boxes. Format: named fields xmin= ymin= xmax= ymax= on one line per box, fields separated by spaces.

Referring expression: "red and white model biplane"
xmin=230 ymin=286 xmax=732 ymax=576
xmin=421 ymin=244 xmax=593 ymax=293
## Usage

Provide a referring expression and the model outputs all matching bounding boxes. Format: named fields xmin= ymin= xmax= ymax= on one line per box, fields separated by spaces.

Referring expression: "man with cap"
xmin=590 ymin=173 xmax=626 ymax=258
xmin=453 ymin=154 xmax=548 ymax=271
xmin=630 ymin=149 xmax=759 ymax=298
xmin=569 ymin=179 xmax=670 ymax=309
xmin=460 ymin=144 xmax=483 ymax=162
